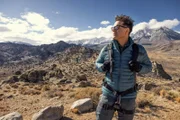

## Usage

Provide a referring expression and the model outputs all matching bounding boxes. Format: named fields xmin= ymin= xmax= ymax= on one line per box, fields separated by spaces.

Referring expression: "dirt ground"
xmin=0 ymin=50 xmax=180 ymax=120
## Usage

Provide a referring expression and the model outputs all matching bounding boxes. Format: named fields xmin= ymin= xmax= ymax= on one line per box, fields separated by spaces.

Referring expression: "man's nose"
xmin=111 ymin=28 xmax=115 ymax=32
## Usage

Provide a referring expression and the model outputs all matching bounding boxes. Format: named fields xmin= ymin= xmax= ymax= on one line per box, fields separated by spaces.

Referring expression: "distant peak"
xmin=0 ymin=41 xmax=32 ymax=46
xmin=157 ymin=26 xmax=170 ymax=31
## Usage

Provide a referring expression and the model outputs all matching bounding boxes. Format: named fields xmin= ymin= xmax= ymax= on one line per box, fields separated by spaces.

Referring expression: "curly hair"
xmin=115 ymin=14 xmax=134 ymax=34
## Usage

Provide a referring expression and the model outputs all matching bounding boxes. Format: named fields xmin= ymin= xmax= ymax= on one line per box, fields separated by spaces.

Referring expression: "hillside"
xmin=0 ymin=44 xmax=180 ymax=120
xmin=0 ymin=41 xmax=78 ymax=66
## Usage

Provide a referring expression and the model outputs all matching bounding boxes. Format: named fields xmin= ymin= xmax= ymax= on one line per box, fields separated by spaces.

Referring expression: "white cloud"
xmin=0 ymin=26 xmax=11 ymax=32
xmin=66 ymin=25 xmax=112 ymax=40
xmin=0 ymin=12 xmax=113 ymax=45
xmin=1 ymin=12 xmax=179 ymax=45
xmin=132 ymin=18 xmax=180 ymax=34
xmin=21 ymin=12 xmax=49 ymax=26
xmin=21 ymin=12 xmax=50 ymax=32
xmin=0 ymin=13 xmax=9 ymax=23
xmin=101 ymin=21 xmax=110 ymax=25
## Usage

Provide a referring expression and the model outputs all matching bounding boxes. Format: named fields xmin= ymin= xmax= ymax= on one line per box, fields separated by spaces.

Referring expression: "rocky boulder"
xmin=0 ymin=112 xmax=23 ymax=120
xmin=71 ymin=98 xmax=93 ymax=113
xmin=32 ymin=105 xmax=64 ymax=120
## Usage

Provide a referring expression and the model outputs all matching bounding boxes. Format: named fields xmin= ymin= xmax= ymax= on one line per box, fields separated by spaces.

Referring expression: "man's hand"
xmin=101 ymin=61 xmax=111 ymax=72
xmin=129 ymin=60 xmax=142 ymax=72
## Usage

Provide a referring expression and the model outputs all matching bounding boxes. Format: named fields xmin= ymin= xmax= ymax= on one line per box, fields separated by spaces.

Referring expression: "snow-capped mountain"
xmin=131 ymin=27 xmax=152 ymax=40
xmin=67 ymin=27 xmax=180 ymax=46
xmin=130 ymin=28 xmax=153 ymax=45
xmin=68 ymin=37 xmax=112 ymax=46
xmin=131 ymin=27 xmax=180 ymax=45
xmin=149 ymin=27 xmax=180 ymax=44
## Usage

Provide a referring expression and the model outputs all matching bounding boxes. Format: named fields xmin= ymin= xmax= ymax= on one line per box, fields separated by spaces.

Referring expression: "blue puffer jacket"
xmin=95 ymin=37 xmax=152 ymax=98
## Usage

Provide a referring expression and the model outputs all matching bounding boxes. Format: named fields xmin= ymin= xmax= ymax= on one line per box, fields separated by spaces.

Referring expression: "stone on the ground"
xmin=0 ymin=112 xmax=23 ymax=120
xmin=71 ymin=98 xmax=93 ymax=113
xmin=32 ymin=105 xmax=64 ymax=120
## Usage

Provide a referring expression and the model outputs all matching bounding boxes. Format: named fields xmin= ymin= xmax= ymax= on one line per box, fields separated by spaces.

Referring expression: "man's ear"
xmin=125 ymin=28 xmax=130 ymax=35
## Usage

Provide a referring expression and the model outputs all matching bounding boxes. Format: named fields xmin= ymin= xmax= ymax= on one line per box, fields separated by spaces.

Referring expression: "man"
xmin=95 ymin=15 xmax=152 ymax=120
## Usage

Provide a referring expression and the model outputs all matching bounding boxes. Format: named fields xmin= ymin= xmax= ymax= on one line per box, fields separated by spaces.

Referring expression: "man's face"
xmin=111 ymin=21 xmax=129 ymax=40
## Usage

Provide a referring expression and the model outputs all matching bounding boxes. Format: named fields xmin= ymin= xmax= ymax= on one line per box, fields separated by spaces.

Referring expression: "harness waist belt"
xmin=103 ymin=81 xmax=137 ymax=96
xmin=102 ymin=104 xmax=135 ymax=114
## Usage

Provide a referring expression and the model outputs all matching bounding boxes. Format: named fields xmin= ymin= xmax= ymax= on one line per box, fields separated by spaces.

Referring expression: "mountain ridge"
xmin=0 ymin=41 xmax=80 ymax=65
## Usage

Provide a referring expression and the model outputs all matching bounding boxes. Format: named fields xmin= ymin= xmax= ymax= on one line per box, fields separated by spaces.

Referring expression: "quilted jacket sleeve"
xmin=138 ymin=45 xmax=152 ymax=74
xmin=95 ymin=46 xmax=107 ymax=73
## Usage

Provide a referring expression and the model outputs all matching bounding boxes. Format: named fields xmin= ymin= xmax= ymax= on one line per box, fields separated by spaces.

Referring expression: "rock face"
xmin=152 ymin=61 xmax=172 ymax=80
xmin=71 ymin=98 xmax=93 ymax=113
xmin=32 ymin=105 xmax=64 ymax=120
xmin=0 ymin=112 xmax=23 ymax=120
xmin=142 ymin=61 xmax=172 ymax=80
xmin=28 ymin=70 xmax=47 ymax=83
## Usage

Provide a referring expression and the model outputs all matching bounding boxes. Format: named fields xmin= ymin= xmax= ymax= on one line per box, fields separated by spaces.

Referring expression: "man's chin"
xmin=113 ymin=36 xmax=117 ymax=40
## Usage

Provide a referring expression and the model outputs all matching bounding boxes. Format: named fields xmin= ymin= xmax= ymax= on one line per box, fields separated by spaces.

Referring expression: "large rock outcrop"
xmin=152 ymin=61 xmax=172 ymax=80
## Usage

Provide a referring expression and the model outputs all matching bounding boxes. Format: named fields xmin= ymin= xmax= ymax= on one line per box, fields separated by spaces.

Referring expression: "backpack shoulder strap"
xmin=107 ymin=42 xmax=113 ymax=82
xmin=132 ymin=43 xmax=139 ymax=62
xmin=132 ymin=43 xmax=139 ymax=88
xmin=107 ymin=42 xmax=113 ymax=60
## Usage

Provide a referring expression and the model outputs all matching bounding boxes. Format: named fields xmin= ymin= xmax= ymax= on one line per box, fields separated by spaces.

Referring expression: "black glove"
xmin=101 ymin=61 xmax=111 ymax=72
xmin=129 ymin=60 xmax=142 ymax=72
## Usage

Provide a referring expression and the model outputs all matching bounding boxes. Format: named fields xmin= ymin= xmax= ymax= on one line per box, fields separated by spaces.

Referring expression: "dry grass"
xmin=137 ymin=99 xmax=153 ymax=109
xmin=166 ymin=90 xmax=180 ymax=101
xmin=174 ymin=97 xmax=180 ymax=103
xmin=5 ymin=84 xmax=11 ymax=89
xmin=41 ymin=85 xmax=50 ymax=91
xmin=70 ymin=87 xmax=101 ymax=107
xmin=9 ymin=83 xmax=19 ymax=89
xmin=71 ymin=108 xmax=81 ymax=114
xmin=41 ymin=87 xmax=63 ymax=98
xmin=19 ymin=88 xmax=41 ymax=95
xmin=136 ymin=92 xmax=155 ymax=109
xmin=33 ymin=85 xmax=42 ymax=91
xmin=148 ymin=51 xmax=180 ymax=77
xmin=16 ymin=83 xmax=42 ymax=95
xmin=159 ymin=89 xmax=166 ymax=97
xmin=154 ymin=88 xmax=180 ymax=103
xmin=0 ymin=93 xmax=4 ymax=100
xmin=3 ymin=89 xmax=10 ymax=92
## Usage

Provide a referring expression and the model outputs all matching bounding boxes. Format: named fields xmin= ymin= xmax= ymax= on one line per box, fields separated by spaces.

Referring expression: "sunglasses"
xmin=111 ymin=25 xmax=128 ymax=31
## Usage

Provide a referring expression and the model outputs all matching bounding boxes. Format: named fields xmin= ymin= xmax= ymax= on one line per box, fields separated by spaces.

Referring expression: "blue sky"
xmin=0 ymin=0 xmax=180 ymax=45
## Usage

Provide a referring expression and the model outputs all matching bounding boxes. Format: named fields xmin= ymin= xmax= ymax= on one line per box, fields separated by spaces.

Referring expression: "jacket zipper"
xmin=118 ymin=51 xmax=122 ymax=91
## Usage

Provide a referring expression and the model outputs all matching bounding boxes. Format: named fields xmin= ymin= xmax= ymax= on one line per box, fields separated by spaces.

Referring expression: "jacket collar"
xmin=112 ymin=37 xmax=134 ymax=52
